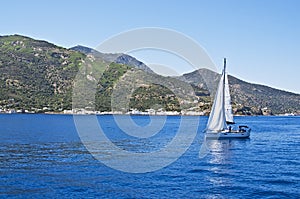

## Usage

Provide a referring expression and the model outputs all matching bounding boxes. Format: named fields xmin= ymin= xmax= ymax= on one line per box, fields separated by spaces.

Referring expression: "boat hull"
xmin=206 ymin=129 xmax=251 ymax=139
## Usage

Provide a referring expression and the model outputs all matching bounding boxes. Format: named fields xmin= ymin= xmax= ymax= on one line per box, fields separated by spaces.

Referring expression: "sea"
xmin=0 ymin=114 xmax=299 ymax=199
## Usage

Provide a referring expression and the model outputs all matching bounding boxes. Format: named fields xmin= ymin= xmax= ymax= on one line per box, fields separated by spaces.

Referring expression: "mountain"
xmin=0 ymin=34 xmax=85 ymax=112
xmin=178 ymin=68 xmax=220 ymax=95
xmin=0 ymin=34 xmax=299 ymax=115
xmin=70 ymin=45 xmax=154 ymax=74
xmin=179 ymin=68 xmax=300 ymax=115
xmin=0 ymin=35 xmax=189 ymax=113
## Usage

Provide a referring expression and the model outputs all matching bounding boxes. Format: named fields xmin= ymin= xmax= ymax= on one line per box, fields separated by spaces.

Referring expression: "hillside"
xmin=0 ymin=35 xmax=194 ymax=113
xmin=0 ymin=35 xmax=84 ymax=112
xmin=0 ymin=34 xmax=299 ymax=115
xmin=179 ymin=68 xmax=300 ymax=115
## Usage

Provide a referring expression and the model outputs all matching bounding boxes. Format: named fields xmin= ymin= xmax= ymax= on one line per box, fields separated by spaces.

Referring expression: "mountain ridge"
xmin=70 ymin=45 xmax=154 ymax=74
xmin=0 ymin=34 xmax=299 ymax=115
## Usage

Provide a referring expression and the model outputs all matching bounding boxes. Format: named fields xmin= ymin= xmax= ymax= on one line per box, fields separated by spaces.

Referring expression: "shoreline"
xmin=0 ymin=112 xmax=299 ymax=117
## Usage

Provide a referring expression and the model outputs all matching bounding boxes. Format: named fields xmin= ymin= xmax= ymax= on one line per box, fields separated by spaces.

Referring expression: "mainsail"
xmin=206 ymin=68 xmax=227 ymax=132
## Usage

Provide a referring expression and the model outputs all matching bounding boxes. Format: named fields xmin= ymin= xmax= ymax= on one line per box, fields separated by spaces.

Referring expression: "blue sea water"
xmin=0 ymin=114 xmax=299 ymax=198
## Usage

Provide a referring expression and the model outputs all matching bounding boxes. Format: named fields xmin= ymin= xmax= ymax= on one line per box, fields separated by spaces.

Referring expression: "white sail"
xmin=206 ymin=70 xmax=227 ymax=132
xmin=224 ymin=73 xmax=234 ymax=124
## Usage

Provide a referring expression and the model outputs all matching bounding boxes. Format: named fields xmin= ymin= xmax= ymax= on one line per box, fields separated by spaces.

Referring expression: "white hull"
xmin=206 ymin=128 xmax=251 ymax=139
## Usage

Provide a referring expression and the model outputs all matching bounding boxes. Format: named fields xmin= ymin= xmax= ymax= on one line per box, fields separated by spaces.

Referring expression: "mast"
xmin=224 ymin=58 xmax=226 ymax=73
xmin=223 ymin=58 xmax=226 ymax=114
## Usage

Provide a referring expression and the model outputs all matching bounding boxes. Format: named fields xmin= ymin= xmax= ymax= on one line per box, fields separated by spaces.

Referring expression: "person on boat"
xmin=239 ymin=126 xmax=246 ymax=132
xmin=228 ymin=126 xmax=232 ymax=132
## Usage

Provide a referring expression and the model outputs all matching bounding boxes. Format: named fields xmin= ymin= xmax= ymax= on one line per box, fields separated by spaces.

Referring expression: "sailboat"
xmin=205 ymin=58 xmax=251 ymax=139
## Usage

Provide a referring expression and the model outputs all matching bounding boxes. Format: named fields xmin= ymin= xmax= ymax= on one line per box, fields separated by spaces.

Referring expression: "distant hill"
xmin=178 ymin=68 xmax=300 ymax=115
xmin=0 ymin=34 xmax=299 ymax=115
xmin=70 ymin=45 xmax=154 ymax=74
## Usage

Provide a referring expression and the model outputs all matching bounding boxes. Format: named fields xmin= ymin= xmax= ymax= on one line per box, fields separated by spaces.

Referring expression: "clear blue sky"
xmin=1 ymin=0 xmax=299 ymax=93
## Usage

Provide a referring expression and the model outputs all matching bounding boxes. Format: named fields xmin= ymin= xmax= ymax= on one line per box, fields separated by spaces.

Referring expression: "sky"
xmin=1 ymin=0 xmax=299 ymax=93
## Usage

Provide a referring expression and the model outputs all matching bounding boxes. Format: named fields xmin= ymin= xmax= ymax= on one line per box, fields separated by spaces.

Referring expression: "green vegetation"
xmin=129 ymin=84 xmax=181 ymax=112
xmin=94 ymin=64 xmax=182 ymax=112
xmin=0 ymin=35 xmax=85 ymax=112
xmin=95 ymin=63 xmax=131 ymax=112
xmin=0 ymin=34 xmax=299 ymax=115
